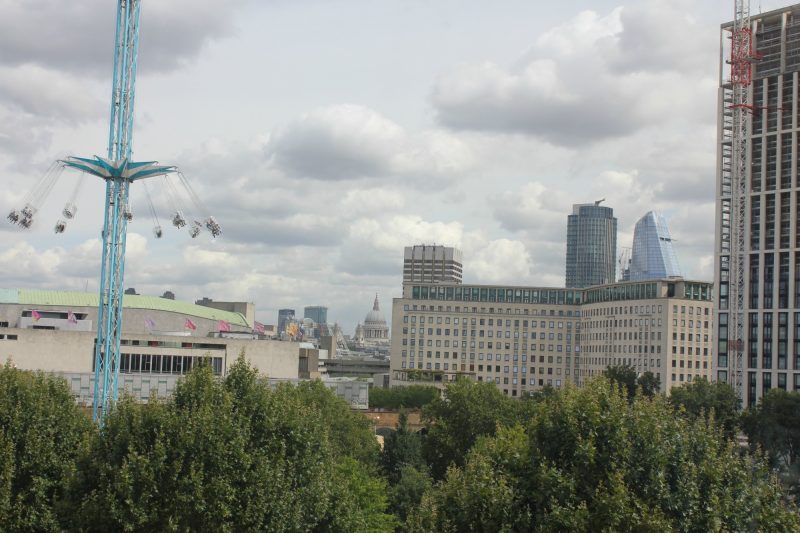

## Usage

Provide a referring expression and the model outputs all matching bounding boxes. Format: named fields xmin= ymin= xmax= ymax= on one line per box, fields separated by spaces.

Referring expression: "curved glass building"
xmin=628 ymin=211 xmax=681 ymax=281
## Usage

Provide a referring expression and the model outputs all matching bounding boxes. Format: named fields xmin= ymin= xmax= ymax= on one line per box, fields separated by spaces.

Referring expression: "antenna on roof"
xmin=595 ymin=198 xmax=605 ymax=206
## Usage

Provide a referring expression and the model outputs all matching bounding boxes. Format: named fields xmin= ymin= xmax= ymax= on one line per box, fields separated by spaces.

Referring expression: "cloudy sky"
xmin=0 ymin=0 xmax=785 ymax=332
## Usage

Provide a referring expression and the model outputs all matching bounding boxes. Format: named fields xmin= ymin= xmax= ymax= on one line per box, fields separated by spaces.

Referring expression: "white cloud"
xmin=0 ymin=0 xmax=731 ymax=333
xmin=431 ymin=1 xmax=717 ymax=146
xmin=469 ymin=238 xmax=532 ymax=284
xmin=267 ymin=104 xmax=474 ymax=184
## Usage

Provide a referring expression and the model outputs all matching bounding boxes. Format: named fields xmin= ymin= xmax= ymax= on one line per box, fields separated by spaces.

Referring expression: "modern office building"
xmin=403 ymin=245 xmax=463 ymax=284
xmin=627 ymin=211 xmax=682 ymax=281
xmin=389 ymin=256 xmax=713 ymax=396
xmin=303 ymin=306 xmax=328 ymax=327
xmin=278 ymin=308 xmax=295 ymax=335
xmin=715 ymin=5 xmax=800 ymax=406
xmin=566 ymin=201 xmax=618 ymax=288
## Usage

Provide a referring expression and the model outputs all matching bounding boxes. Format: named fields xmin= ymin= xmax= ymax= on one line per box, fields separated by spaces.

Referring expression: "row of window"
xmin=404 ymin=316 xmax=575 ymax=329
xmin=402 ymin=304 xmax=578 ymax=317
xmin=101 ymin=354 xmax=224 ymax=376
xmin=411 ymin=286 xmax=581 ymax=305
xmin=404 ymin=328 xmax=573 ymax=341
xmin=401 ymin=339 xmax=576 ymax=353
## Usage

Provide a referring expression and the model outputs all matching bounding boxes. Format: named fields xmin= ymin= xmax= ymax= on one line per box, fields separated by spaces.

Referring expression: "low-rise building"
xmin=0 ymin=288 xmax=306 ymax=403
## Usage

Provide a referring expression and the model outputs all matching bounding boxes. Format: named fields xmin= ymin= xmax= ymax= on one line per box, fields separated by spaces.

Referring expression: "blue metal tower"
xmin=5 ymin=0 xmax=220 ymax=421
xmin=61 ymin=0 xmax=176 ymax=422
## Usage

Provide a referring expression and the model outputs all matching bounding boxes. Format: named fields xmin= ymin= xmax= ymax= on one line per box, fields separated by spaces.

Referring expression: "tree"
xmin=637 ymin=371 xmax=661 ymax=398
xmin=317 ymin=457 xmax=398 ymax=533
xmin=606 ymin=365 xmax=661 ymax=399
xmin=369 ymin=385 xmax=440 ymax=410
xmin=0 ymin=363 xmax=92 ymax=531
xmin=67 ymin=359 xmax=389 ymax=531
xmin=410 ymin=378 xmax=800 ymax=532
xmin=381 ymin=411 xmax=426 ymax=484
xmin=605 ymin=364 xmax=638 ymax=399
xmin=421 ymin=378 xmax=526 ymax=479
xmin=742 ymin=389 xmax=800 ymax=468
xmin=389 ymin=466 xmax=432 ymax=525
xmin=289 ymin=378 xmax=381 ymax=468
xmin=669 ymin=377 xmax=740 ymax=438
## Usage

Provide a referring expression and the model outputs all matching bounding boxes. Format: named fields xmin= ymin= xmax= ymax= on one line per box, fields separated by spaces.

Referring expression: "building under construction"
xmin=716 ymin=3 xmax=800 ymax=406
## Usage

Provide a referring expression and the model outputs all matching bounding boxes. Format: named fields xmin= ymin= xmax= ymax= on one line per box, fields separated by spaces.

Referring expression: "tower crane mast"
xmin=728 ymin=0 xmax=757 ymax=401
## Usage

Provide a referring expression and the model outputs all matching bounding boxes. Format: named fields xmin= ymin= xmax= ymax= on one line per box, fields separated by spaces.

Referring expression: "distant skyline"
xmin=0 ymin=0 xmax=789 ymax=332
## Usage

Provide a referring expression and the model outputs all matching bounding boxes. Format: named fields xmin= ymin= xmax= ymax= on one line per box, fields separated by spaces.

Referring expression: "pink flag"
xmin=67 ymin=311 xmax=78 ymax=324
xmin=31 ymin=310 xmax=41 ymax=322
xmin=218 ymin=320 xmax=231 ymax=332
xmin=254 ymin=321 xmax=265 ymax=334
xmin=184 ymin=318 xmax=197 ymax=331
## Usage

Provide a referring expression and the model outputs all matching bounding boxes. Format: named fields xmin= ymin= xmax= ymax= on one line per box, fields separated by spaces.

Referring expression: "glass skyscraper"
xmin=303 ymin=306 xmax=328 ymax=326
xmin=277 ymin=308 xmax=295 ymax=334
xmin=565 ymin=201 xmax=617 ymax=288
xmin=628 ymin=211 xmax=682 ymax=281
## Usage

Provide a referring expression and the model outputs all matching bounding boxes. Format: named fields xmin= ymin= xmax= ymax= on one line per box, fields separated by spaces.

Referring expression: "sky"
xmin=0 ymin=0 xmax=789 ymax=333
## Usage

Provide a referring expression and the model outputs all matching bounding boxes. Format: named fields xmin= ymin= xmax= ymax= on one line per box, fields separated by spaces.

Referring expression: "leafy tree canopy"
xmin=369 ymin=385 xmax=440 ymax=410
xmin=409 ymin=378 xmax=799 ymax=532
xmin=670 ymin=377 xmax=740 ymax=438
xmin=606 ymin=364 xmax=660 ymax=399
xmin=65 ymin=357 xmax=391 ymax=531
xmin=0 ymin=362 xmax=92 ymax=532
xmin=421 ymin=378 xmax=528 ymax=479
xmin=742 ymin=388 xmax=800 ymax=468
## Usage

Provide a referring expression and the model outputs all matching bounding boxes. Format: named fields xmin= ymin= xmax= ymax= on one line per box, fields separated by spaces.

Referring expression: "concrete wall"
xmin=58 ymin=372 xmax=369 ymax=409
xmin=0 ymin=303 xmax=247 ymax=337
xmin=1 ymin=327 xmax=300 ymax=381
xmin=225 ymin=338 xmax=299 ymax=379
xmin=1 ymin=328 xmax=92 ymax=373
xmin=198 ymin=301 xmax=255 ymax=328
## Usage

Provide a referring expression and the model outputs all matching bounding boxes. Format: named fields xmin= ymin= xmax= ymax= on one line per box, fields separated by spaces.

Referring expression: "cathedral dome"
xmin=355 ymin=294 xmax=389 ymax=346
xmin=364 ymin=294 xmax=386 ymax=325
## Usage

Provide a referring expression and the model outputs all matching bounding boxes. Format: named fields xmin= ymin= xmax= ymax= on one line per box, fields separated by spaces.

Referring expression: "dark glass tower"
xmin=565 ymin=201 xmax=617 ymax=288
xmin=278 ymin=308 xmax=295 ymax=334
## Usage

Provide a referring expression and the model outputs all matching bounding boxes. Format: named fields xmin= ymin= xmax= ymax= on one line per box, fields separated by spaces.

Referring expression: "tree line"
xmin=2 ymin=359 xmax=799 ymax=531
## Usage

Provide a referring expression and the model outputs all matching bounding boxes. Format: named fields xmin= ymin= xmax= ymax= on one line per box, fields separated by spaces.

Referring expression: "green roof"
xmin=1 ymin=289 xmax=249 ymax=327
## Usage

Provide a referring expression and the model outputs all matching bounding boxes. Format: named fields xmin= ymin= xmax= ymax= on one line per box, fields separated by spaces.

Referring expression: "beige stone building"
xmin=389 ymin=279 xmax=714 ymax=396
xmin=579 ymin=279 xmax=714 ymax=394
xmin=390 ymin=284 xmax=582 ymax=397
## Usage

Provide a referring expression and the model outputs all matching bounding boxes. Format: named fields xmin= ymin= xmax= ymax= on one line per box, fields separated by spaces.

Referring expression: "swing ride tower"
xmin=5 ymin=0 xmax=220 ymax=422
xmin=68 ymin=0 xmax=176 ymax=421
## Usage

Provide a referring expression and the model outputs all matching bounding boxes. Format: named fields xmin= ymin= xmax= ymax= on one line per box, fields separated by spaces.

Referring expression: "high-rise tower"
xmin=565 ymin=201 xmax=617 ymax=288
xmin=278 ymin=308 xmax=295 ymax=334
xmin=403 ymin=245 xmax=463 ymax=284
xmin=628 ymin=211 xmax=682 ymax=281
xmin=715 ymin=4 xmax=800 ymax=406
